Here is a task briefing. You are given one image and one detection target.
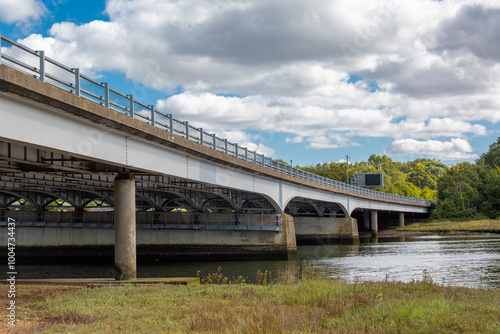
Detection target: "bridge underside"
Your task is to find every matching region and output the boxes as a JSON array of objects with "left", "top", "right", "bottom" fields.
[
  {"left": 0, "top": 140, "right": 273, "bottom": 213},
  {"left": 0, "top": 140, "right": 350, "bottom": 218}
]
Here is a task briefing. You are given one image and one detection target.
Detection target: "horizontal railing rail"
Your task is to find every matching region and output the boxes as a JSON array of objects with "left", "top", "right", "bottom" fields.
[
  {"left": 0, "top": 211, "right": 281, "bottom": 232},
  {"left": 0, "top": 32, "right": 432, "bottom": 206}
]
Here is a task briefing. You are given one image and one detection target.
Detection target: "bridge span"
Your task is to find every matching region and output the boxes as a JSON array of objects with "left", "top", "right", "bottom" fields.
[{"left": 0, "top": 34, "right": 430, "bottom": 279}]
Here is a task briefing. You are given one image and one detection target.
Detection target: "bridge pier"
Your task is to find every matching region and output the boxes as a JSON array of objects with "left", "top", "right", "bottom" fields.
[
  {"left": 363, "top": 211, "right": 370, "bottom": 229},
  {"left": 281, "top": 213, "right": 298, "bottom": 259},
  {"left": 399, "top": 212, "right": 405, "bottom": 227},
  {"left": 294, "top": 216, "right": 359, "bottom": 244},
  {"left": 370, "top": 211, "right": 378, "bottom": 237},
  {"left": 114, "top": 174, "right": 136, "bottom": 280}
]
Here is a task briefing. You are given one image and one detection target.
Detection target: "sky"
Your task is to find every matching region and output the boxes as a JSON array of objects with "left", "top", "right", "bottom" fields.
[{"left": 0, "top": 0, "right": 499, "bottom": 166}]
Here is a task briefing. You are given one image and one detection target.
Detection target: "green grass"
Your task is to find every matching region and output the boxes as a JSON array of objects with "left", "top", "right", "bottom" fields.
[
  {"left": 397, "top": 219, "right": 500, "bottom": 233},
  {"left": 6, "top": 270, "right": 500, "bottom": 333}
]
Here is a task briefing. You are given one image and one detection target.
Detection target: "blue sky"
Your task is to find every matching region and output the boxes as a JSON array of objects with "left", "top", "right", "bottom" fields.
[{"left": 1, "top": 0, "right": 499, "bottom": 166}]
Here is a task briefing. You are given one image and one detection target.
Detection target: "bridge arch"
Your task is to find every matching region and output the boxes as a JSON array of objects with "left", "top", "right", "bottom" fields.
[{"left": 283, "top": 196, "right": 348, "bottom": 217}]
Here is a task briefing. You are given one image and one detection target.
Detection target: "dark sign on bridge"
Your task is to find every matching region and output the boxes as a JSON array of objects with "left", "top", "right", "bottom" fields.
[{"left": 354, "top": 173, "right": 384, "bottom": 187}]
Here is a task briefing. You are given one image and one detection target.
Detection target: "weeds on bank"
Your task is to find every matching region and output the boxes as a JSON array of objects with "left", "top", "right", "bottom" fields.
[
  {"left": 198, "top": 267, "right": 248, "bottom": 285},
  {"left": 197, "top": 266, "right": 275, "bottom": 285},
  {"left": 397, "top": 219, "right": 500, "bottom": 233},
  {"left": 198, "top": 262, "right": 327, "bottom": 285}
]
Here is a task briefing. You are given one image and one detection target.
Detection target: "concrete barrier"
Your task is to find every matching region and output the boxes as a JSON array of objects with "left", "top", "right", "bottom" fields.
[
  {"left": 0, "top": 213, "right": 297, "bottom": 263},
  {"left": 293, "top": 216, "right": 359, "bottom": 244}
]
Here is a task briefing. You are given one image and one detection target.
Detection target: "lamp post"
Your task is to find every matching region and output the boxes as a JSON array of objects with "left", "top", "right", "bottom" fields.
[{"left": 346, "top": 155, "right": 350, "bottom": 184}]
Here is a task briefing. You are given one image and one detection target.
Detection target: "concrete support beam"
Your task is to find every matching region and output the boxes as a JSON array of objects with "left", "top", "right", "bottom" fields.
[
  {"left": 399, "top": 212, "right": 405, "bottom": 227},
  {"left": 370, "top": 211, "right": 378, "bottom": 237},
  {"left": 294, "top": 216, "right": 359, "bottom": 244},
  {"left": 281, "top": 213, "right": 298, "bottom": 259},
  {"left": 363, "top": 211, "right": 370, "bottom": 229},
  {"left": 114, "top": 174, "right": 136, "bottom": 280}
]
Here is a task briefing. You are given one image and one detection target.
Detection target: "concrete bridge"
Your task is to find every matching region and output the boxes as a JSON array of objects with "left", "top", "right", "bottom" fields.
[{"left": 0, "top": 34, "right": 430, "bottom": 279}]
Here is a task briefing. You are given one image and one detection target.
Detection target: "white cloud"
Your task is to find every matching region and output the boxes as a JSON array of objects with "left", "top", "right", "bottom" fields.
[
  {"left": 11, "top": 0, "right": 500, "bottom": 160},
  {"left": 0, "top": 0, "right": 46, "bottom": 24},
  {"left": 386, "top": 138, "right": 479, "bottom": 160},
  {"left": 218, "top": 131, "right": 275, "bottom": 156},
  {"left": 285, "top": 136, "right": 303, "bottom": 144}
]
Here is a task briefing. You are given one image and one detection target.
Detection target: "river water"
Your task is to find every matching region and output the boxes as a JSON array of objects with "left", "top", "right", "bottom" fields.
[{"left": 13, "top": 235, "right": 500, "bottom": 288}]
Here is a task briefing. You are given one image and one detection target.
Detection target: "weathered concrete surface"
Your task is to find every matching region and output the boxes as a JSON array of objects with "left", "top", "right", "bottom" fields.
[
  {"left": 281, "top": 214, "right": 298, "bottom": 259},
  {"left": 2, "top": 226, "right": 285, "bottom": 247},
  {"left": 363, "top": 211, "right": 370, "bottom": 229},
  {"left": 293, "top": 216, "right": 359, "bottom": 244},
  {"left": 114, "top": 175, "right": 136, "bottom": 280},
  {"left": 0, "top": 213, "right": 297, "bottom": 263},
  {"left": 399, "top": 212, "right": 405, "bottom": 227},
  {"left": 371, "top": 211, "right": 378, "bottom": 237}
]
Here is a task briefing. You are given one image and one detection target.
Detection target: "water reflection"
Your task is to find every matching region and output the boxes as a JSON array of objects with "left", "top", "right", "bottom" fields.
[
  {"left": 9, "top": 235, "right": 500, "bottom": 288},
  {"left": 303, "top": 235, "right": 500, "bottom": 288}
]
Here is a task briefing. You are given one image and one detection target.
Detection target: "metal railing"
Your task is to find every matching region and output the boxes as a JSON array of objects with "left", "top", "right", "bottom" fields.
[
  {"left": 0, "top": 32, "right": 431, "bottom": 206},
  {"left": 0, "top": 211, "right": 282, "bottom": 232}
]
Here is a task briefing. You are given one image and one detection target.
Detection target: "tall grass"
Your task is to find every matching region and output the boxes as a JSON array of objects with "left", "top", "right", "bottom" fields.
[
  {"left": 3, "top": 264, "right": 499, "bottom": 333},
  {"left": 397, "top": 219, "right": 500, "bottom": 233}
]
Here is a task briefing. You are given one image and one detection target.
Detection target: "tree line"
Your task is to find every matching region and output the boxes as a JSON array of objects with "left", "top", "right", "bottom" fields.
[{"left": 296, "top": 137, "right": 500, "bottom": 220}]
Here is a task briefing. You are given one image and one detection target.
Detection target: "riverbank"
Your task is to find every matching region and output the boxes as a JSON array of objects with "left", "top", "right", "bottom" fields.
[
  {"left": 396, "top": 219, "right": 500, "bottom": 234},
  {"left": 1, "top": 274, "right": 499, "bottom": 333}
]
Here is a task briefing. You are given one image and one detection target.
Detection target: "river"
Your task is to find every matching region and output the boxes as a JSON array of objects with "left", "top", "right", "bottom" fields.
[{"left": 12, "top": 235, "right": 500, "bottom": 288}]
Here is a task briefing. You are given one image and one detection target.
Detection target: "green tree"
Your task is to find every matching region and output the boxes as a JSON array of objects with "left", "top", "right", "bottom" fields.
[
  {"left": 420, "top": 187, "right": 437, "bottom": 201},
  {"left": 408, "top": 163, "right": 437, "bottom": 189},
  {"left": 477, "top": 137, "right": 500, "bottom": 168},
  {"left": 425, "top": 160, "right": 448, "bottom": 179},
  {"left": 432, "top": 162, "right": 482, "bottom": 219},
  {"left": 482, "top": 167, "right": 500, "bottom": 219},
  {"left": 391, "top": 181, "right": 421, "bottom": 198},
  {"left": 368, "top": 154, "right": 392, "bottom": 167}
]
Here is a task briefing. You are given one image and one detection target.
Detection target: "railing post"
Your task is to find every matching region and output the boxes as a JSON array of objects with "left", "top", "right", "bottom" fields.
[
  {"left": 168, "top": 114, "right": 173, "bottom": 133},
  {"left": 38, "top": 50, "right": 45, "bottom": 82},
  {"left": 128, "top": 95, "right": 134, "bottom": 118},
  {"left": 185, "top": 121, "right": 189, "bottom": 139},
  {"left": 74, "top": 68, "right": 80, "bottom": 97},
  {"left": 235, "top": 143, "right": 239, "bottom": 158},
  {"left": 149, "top": 105, "right": 155, "bottom": 126},
  {"left": 104, "top": 83, "right": 110, "bottom": 108},
  {"left": 212, "top": 134, "right": 216, "bottom": 150},
  {"left": 245, "top": 147, "right": 248, "bottom": 161},
  {"left": 254, "top": 151, "right": 257, "bottom": 164},
  {"left": 224, "top": 139, "right": 228, "bottom": 154},
  {"left": 200, "top": 128, "right": 204, "bottom": 145}
]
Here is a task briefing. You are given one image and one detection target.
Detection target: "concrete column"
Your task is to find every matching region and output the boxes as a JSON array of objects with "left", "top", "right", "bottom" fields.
[
  {"left": 114, "top": 174, "right": 136, "bottom": 280},
  {"left": 281, "top": 213, "right": 298, "bottom": 260},
  {"left": 293, "top": 216, "right": 359, "bottom": 245},
  {"left": 399, "top": 212, "right": 405, "bottom": 227},
  {"left": 363, "top": 211, "right": 370, "bottom": 229},
  {"left": 370, "top": 211, "right": 378, "bottom": 237}
]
